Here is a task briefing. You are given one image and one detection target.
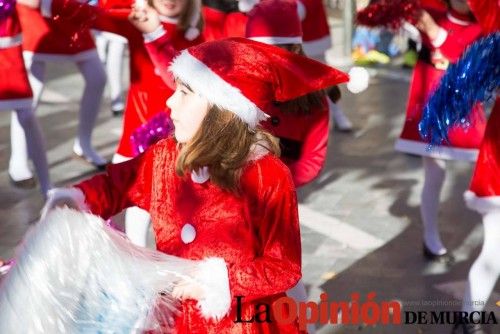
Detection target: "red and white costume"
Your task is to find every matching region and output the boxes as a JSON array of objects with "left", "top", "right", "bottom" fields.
[
  {"left": 395, "top": 8, "right": 486, "bottom": 161},
  {"left": 201, "top": 0, "right": 239, "bottom": 41},
  {"left": 16, "top": 3, "right": 96, "bottom": 62},
  {"left": 75, "top": 138, "right": 303, "bottom": 333},
  {"left": 0, "top": 9, "right": 32, "bottom": 111},
  {"left": 40, "top": 0, "right": 204, "bottom": 158},
  {"left": 298, "top": 0, "right": 331, "bottom": 58},
  {"left": 465, "top": 99, "right": 500, "bottom": 213}
]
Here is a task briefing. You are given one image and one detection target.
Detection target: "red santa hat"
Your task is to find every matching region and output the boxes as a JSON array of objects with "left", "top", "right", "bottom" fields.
[
  {"left": 169, "top": 37, "right": 349, "bottom": 128},
  {"left": 245, "top": 0, "right": 303, "bottom": 45}
]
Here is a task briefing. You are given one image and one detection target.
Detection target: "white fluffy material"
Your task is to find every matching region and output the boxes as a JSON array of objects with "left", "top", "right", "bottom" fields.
[
  {"left": 464, "top": 190, "right": 500, "bottom": 215},
  {"left": 0, "top": 208, "right": 198, "bottom": 333},
  {"left": 169, "top": 50, "right": 269, "bottom": 128},
  {"left": 347, "top": 66, "right": 370, "bottom": 94},
  {"left": 238, "top": 0, "right": 259, "bottom": 12},
  {"left": 250, "top": 36, "right": 303, "bottom": 45},
  {"left": 195, "top": 257, "right": 231, "bottom": 321}
]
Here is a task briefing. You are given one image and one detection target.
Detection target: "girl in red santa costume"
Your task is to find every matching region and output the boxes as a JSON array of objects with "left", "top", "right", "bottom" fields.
[
  {"left": 14, "top": 0, "right": 108, "bottom": 173},
  {"left": 0, "top": 4, "right": 51, "bottom": 196},
  {"left": 19, "top": 0, "right": 205, "bottom": 247},
  {"left": 42, "top": 37, "right": 348, "bottom": 333},
  {"left": 394, "top": 0, "right": 487, "bottom": 262}
]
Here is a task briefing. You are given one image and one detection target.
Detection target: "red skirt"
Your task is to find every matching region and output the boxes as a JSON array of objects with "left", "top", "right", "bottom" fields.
[
  {"left": 0, "top": 45, "right": 32, "bottom": 110},
  {"left": 395, "top": 61, "right": 487, "bottom": 161}
]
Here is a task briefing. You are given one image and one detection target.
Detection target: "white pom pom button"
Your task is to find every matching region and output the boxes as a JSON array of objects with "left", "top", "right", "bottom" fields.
[{"left": 181, "top": 223, "right": 196, "bottom": 244}]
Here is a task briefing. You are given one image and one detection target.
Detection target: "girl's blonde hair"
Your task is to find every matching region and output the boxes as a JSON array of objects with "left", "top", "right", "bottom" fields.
[
  {"left": 148, "top": 0, "right": 205, "bottom": 32},
  {"left": 175, "top": 105, "right": 280, "bottom": 193}
]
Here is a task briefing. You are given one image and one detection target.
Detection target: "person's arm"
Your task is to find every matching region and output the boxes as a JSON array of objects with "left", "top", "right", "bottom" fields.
[{"left": 288, "top": 106, "right": 330, "bottom": 187}]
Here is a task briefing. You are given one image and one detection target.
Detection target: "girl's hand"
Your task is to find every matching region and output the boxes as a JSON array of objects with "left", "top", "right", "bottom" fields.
[
  {"left": 16, "top": 0, "right": 40, "bottom": 8},
  {"left": 172, "top": 278, "right": 205, "bottom": 301},
  {"left": 415, "top": 10, "right": 440, "bottom": 41},
  {"left": 128, "top": 5, "right": 161, "bottom": 34}
]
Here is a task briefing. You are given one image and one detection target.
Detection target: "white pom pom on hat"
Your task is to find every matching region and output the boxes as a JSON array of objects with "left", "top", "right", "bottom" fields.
[
  {"left": 238, "top": 0, "right": 260, "bottom": 12},
  {"left": 347, "top": 66, "right": 370, "bottom": 94}
]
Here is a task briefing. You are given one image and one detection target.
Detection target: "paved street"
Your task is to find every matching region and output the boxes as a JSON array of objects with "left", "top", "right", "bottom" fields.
[{"left": 0, "top": 41, "right": 499, "bottom": 334}]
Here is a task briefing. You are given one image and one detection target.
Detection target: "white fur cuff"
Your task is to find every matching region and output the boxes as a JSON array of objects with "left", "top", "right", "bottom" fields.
[
  {"left": 464, "top": 190, "right": 500, "bottom": 215},
  {"left": 143, "top": 26, "right": 167, "bottom": 43},
  {"left": 41, "top": 187, "right": 89, "bottom": 220},
  {"left": 195, "top": 257, "right": 231, "bottom": 321}
]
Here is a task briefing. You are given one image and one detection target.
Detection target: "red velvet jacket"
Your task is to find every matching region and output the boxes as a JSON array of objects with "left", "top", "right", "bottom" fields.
[{"left": 75, "top": 138, "right": 302, "bottom": 333}]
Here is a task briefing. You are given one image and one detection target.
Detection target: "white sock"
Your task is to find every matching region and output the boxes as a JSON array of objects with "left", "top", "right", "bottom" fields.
[
  {"left": 327, "top": 98, "right": 352, "bottom": 130},
  {"left": 13, "top": 108, "right": 52, "bottom": 196},
  {"left": 421, "top": 157, "right": 447, "bottom": 255},
  {"left": 9, "top": 112, "right": 33, "bottom": 181},
  {"left": 9, "top": 58, "right": 46, "bottom": 181},
  {"left": 287, "top": 279, "right": 316, "bottom": 334},
  {"left": 74, "top": 53, "right": 107, "bottom": 165},
  {"left": 106, "top": 39, "right": 125, "bottom": 111},
  {"left": 462, "top": 211, "right": 500, "bottom": 314},
  {"left": 125, "top": 206, "right": 151, "bottom": 247}
]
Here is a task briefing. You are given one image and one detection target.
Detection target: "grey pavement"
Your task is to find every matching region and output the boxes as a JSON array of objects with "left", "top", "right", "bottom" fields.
[{"left": 1, "top": 27, "right": 499, "bottom": 334}]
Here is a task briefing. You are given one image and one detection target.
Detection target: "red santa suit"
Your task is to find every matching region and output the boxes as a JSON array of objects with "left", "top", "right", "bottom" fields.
[
  {"left": 465, "top": 99, "right": 500, "bottom": 211},
  {"left": 262, "top": 102, "right": 330, "bottom": 187},
  {"left": 202, "top": 0, "right": 239, "bottom": 41},
  {"left": 395, "top": 8, "right": 487, "bottom": 161},
  {"left": 74, "top": 138, "right": 303, "bottom": 333},
  {"left": 16, "top": 3, "right": 96, "bottom": 62},
  {"left": 0, "top": 9, "right": 33, "bottom": 111},
  {"left": 298, "top": 0, "right": 331, "bottom": 58},
  {"left": 42, "top": 0, "right": 204, "bottom": 158}
]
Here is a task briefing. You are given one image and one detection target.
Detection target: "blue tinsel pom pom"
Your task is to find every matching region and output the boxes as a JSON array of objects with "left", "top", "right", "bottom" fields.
[{"left": 419, "top": 32, "right": 500, "bottom": 146}]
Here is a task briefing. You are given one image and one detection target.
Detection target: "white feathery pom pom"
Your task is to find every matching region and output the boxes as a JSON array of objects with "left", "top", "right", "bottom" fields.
[{"left": 347, "top": 66, "right": 370, "bottom": 94}]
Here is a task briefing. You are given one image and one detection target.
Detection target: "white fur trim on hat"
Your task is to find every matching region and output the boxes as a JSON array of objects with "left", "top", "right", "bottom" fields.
[
  {"left": 169, "top": 50, "right": 269, "bottom": 128},
  {"left": 195, "top": 257, "right": 231, "bottom": 321},
  {"left": 250, "top": 36, "right": 303, "bottom": 45},
  {"left": 464, "top": 190, "right": 500, "bottom": 215},
  {"left": 238, "top": 0, "right": 259, "bottom": 12}
]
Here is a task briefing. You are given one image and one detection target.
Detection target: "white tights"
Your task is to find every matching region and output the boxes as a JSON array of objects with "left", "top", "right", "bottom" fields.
[
  {"left": 9, "top": 108, "right": 51, "bottom": 196},
  {"left": 421, "top": 156, "right": 447, "bottom": 255},
  {"left": 10, "top": 52, "right": 107, "bottom": 175},
  {"left": 462, "top": 211, "right": 500, "bottom": 314}
]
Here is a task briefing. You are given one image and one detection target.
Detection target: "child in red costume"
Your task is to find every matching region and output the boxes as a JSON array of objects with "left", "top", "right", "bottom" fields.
[
  {"left": 394, "top": 0, "right": 486, "bottom": 261},
  {"left": 43, "top": 38, "right": 348, "bottom": 333},
  {"left": 0, "top": 7, "right": 51, "bottom": 196},
  {"left": 15, "top": 1, "right": 108, "bottom": 170},
  {"left": 19, "top": 0, "right": 205, "bottom": 247}
]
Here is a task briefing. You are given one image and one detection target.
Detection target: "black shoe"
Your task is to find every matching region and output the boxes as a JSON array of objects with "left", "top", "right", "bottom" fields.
[
  {"left": 452, "top": 323, "right": 487, "bottom": 334},
  {"left": 423, "top": 243, "right": 455, "bottom": 264},
  {"left": 9, "top": 174, "right": 36, "bottom": 189},
  {"left": 111, "top": 108, "right": 124, "bottom": 116},
  {"left": 72, "top": 152, "right": 108, "bottom": 171}
]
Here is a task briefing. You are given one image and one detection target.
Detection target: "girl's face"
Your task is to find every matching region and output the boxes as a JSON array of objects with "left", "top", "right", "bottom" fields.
[
  {"left": 167, "top": 82, "right": 209, "bottom": 143},
  {"left": 151, "top": 0, "right": 187, "bottom": 17},
  {"left": 450, "top": 0, "right": 471, "bottom": 14}
]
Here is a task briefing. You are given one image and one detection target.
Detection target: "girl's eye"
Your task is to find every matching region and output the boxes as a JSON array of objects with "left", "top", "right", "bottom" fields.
[{"left": 180, "top": 90, "right": 188, "bottom": 95}]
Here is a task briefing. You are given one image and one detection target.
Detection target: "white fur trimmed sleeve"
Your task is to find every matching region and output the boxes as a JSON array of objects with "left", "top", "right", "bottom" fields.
[{"left": 195, "top": 257, "right": 231, "bottom": 321}]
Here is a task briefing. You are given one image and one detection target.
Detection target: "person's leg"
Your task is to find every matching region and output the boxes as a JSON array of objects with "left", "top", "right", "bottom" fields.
[
  {"left": 327, "top": 85, "right": 353, "bottom": 131},
  {"left": 421, "top": 156, "right": 447, "bottom": 255},
  {"left": 106, "top": 39, "right": 126, "bottom": 114},
  {"left": 287, "top": 280, "right": 316, "bottom": 334},
  {"left": 73, "top": 53, "right": 108, "bottom": 167},
  {"left": 9, "top": 59, "right": 46, "bottom": 183},
  {"left": 14, "top": 107, "right": 52, "bottom": 196}
]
